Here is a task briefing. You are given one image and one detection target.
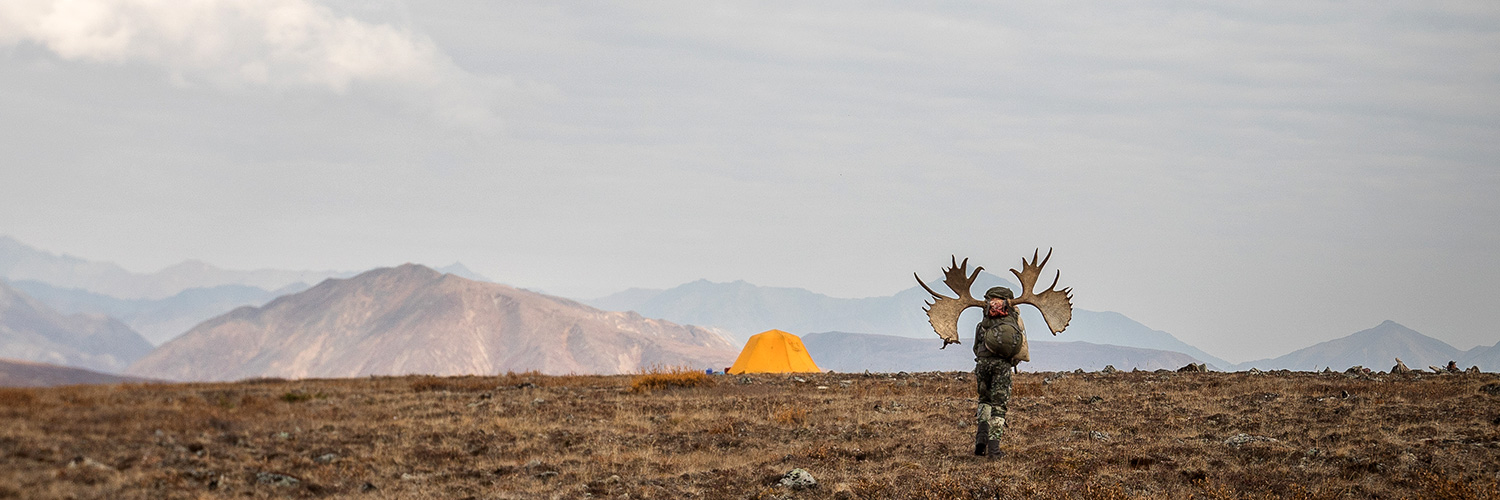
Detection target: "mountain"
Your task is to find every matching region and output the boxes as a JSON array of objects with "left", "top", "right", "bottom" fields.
[
  {"left": 0, "top": 358, "right": 155, "bottom": 387},
  {"left": 1063, "top": 310, "right": 1231, "bottom": 369},
  {"left": 801, "top": 331, "right": 1205, "bottom": 373},
  {"left": 0, "top": 235, "right": 351, "bottom": 300},
  {"left": 8, "top": 280, "right": 308, "bottom": 345},
  {"left": 127, "top": 264, "right": 738, "bottom": 381},
  {"left": 587, "top": 287, "right": 668, "bottom": 313},
  {"left": 1234, "top": 320, "right": 1464, "bottom": 371},
  {"left": 434, "top": 262, "right": 492, "bottom": 283},
  {"left": 1459, "top": 340, "right": 1500, "bottom": 371},
  {"left": 0, "top": 281, "right": 154, "bottom": 373},
  {"left": 584, "top": 272, "right": 1230, "bottom": 367},
  {"left": 586, "top": 279, "right": 930, "bottom": 342}
]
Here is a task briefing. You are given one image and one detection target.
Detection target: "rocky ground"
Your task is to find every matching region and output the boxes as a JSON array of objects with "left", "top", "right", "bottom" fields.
[{"left": 1, "top": 369, "right": 1498, "bottom": 499}]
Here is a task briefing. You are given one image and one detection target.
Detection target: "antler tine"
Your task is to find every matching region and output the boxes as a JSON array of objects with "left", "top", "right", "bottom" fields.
[
  {"left": 915, "top": 255, "right": 988, "bottom": 348},
  {"left": 914, "top": 272, "right": 951, "bottom": 300},
  {"left": 1009, "top": 248, "right": 1074, "bottom": 335}
]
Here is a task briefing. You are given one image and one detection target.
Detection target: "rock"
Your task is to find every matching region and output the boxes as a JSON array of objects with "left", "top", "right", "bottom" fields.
[
  {"left": 1468, "top": 366, "right": 1481, "bottom": 374},
  {"left": 255, "top": 472, "right": 300, "bottom": 487},
  {"left": 1101, "top": 365, "right": 1119, "bottom": 374},
  {"left": 1090, "top": 431, "right": 1111, "bottom": 441},
  {"left": 779, "top": 468, "right": 817, "bottom": 489},
  {"left": 1178, "top": 363, "right": 1206, "bottom": 373},
  {"left": 67, "top": 456, "right": 113, "bottom": 471},
  {"left": 360, "top": 482, "right": 378, "bottom": 492},
  {"left": 792, "top": 377, "right": 807, "bottom": 383},
  {"left": 1224, "top": 434, "right": 1277, "bottom": 447},
  {"left": 313, "top": 453, "right": 337, "bottom": 464},
  {"left": 1392, "top": 358, "right": 1412, "bottom": 374},
  {"left": 1345, "top": 366, "right": 1364, "bottom": 374}
]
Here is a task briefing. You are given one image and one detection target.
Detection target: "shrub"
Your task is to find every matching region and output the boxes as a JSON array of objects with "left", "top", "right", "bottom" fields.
[
  {"left": 629, "top": 365, "right": 713, "bottom": 393},
  {"left": 773, "top": 407, "right": 807, "bottom": 425},
  {"left": 280, "top": 391, "right": 314, "bottom": 403}
]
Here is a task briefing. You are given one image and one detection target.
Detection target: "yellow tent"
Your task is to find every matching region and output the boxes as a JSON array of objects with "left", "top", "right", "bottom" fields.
[{"left": 727, "top": 329, "right": 822, "bottom": 374}]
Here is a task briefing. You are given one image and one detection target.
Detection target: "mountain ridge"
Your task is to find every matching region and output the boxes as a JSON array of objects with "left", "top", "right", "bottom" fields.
[
  {"left": 128, "top": 264, "right": 737, "bottom": 381},
  {"left": 0, "top": 235, "right": 354, "bottom": 300},
  {"left": 0, "top": 280, "right": 153, "bottom": 373},
  {"left": 0, "top": 357, "right": 157, "bottom": 387},
  {"left": 585, "top": 273, "right": 1234, "bottom": 368},
  {"left": 7, "top": 279, "right": 307, "bottom": 346},
  {"left": 1232, "top": 320, "right": 1482, "bottom": 371}
]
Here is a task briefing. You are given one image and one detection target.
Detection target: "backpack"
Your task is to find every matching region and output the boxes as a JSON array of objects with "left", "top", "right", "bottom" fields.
[{"left": 977, "top": 316, "right": 1029, "bottom": 362}]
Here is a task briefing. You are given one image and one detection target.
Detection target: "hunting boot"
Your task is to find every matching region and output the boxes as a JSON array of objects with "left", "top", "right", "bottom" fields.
[
  {"left": 974, "top": 421, "right": 989, "bottom": 456},
  {"left": 986, "top": 439, "right": 1005, "bottom": 460}
]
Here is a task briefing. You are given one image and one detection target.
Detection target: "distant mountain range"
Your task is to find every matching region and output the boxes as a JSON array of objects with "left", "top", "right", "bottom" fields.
[
  {"left": 1, "top": 235, "right": 491, "bottom": 344},
  {"left": 1233, "top": 320, "right": 1498, "bottom": 372},
  {"left": 2, "top": 236, "right": 1493, "bottom": 379},
  {"left": 0, "top": 358, "right": 155, "bottom": 387},
  {"left": 802, "top": 332, "right": 1203, "bottom": 373},
  {"left": 0, "top": 280, "right": 153, "bottom": 373},
  {"left": 1461, "top": 341, "right": 1500, "bottom": 370},
  {"left": 584, "top": 272, "right": 1233, "bottom": 368},
  {"left": 0, "top": 236, "right": 354, "bottom": 300},
  {"left": 587, "top": 276, "right": 1500, "bottom": 372},
  {"left": 128, "top": 264, "right": 737, "bottom": 381},
  {"left": 7, "top": 280, "right": 307, "bottom": 346}
]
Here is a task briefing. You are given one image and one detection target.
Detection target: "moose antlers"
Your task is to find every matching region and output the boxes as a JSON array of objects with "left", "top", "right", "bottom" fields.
[
  {"left": 915, "top": 249, "right": 1074, "bottom": 349},
  {"left": 1009, "top": 249, "right": 1074, "bottom": 336},
  {"left": 914, "top": 256, "right": 987, "bottom": 348}
]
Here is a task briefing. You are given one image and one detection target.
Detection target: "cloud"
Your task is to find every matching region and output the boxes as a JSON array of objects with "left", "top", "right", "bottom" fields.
[{"left": 0, "top": 0, "right": 498, "bottom": 124}]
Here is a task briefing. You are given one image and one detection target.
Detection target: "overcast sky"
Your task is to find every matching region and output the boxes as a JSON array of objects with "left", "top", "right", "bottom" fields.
[{"left": 2, "top": 0, "right": 1497, "bottom": 362}]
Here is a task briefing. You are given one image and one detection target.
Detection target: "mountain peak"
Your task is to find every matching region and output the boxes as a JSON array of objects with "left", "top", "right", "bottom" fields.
[
  {"left": 1238, "top": 320, "right": 1460, "bottom": 371},
  {"left": 435, "top": 262, "right": 490, "bottom": 282},
  {"left": 128, "top": 265, "right": 736, "bottom": 380}
]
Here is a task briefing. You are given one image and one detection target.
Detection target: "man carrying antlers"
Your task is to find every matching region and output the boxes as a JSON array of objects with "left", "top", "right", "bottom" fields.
[
  {"left": 973, "top": 286, "right": 1025, "bottom": 458},
  {"left": 916, "top": 250, "right": 1073, "bottom": 460}
]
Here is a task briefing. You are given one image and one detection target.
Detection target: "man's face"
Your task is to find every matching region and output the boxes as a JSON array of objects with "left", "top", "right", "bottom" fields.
[{"left": 986, "top": 298, "right": 1008, "bottom": 317}]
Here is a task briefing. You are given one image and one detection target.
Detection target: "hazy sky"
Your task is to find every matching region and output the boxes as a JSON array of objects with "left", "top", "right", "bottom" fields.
[{"left": 2, "top": 0, "right": 1497, "bottom": 362}]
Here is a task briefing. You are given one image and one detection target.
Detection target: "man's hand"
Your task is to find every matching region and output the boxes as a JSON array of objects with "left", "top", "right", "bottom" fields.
[{"left": 986, "top": 298, "right": 1009, "bottom": 317}]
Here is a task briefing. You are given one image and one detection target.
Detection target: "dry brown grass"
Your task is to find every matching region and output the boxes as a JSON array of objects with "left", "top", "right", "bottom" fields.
[
  {"left": 629, "top": 365, "right": 714, "bottom": 393},
  {"left": 0, "top": 370, "right": 1497, "bottom": 499}
]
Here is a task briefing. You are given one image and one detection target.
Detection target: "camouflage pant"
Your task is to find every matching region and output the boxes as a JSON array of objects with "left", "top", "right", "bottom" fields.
[{"left": 975, "top": 357, "right": 1014, "bottom": 441}]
